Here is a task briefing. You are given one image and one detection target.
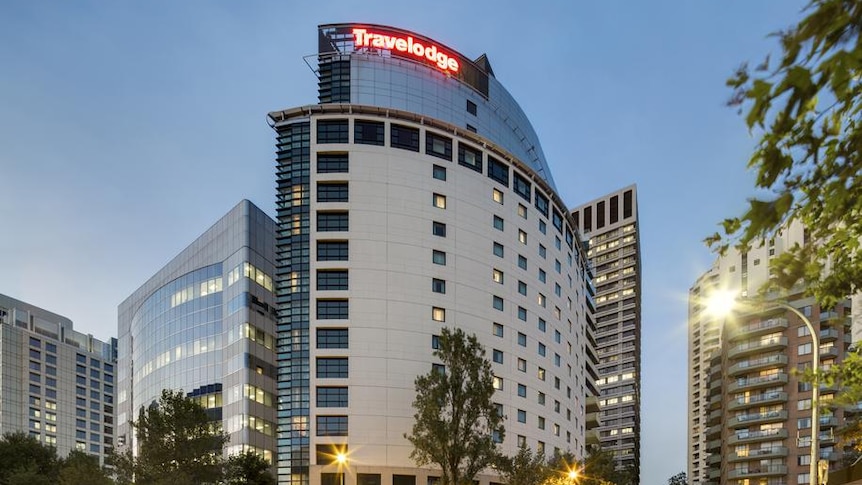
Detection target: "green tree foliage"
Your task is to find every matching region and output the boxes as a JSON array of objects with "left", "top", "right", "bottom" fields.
[
  {"left": 707, "top": 0, "right": 862, "bottom": 308},
  {"left": 667, "top": 471, "right": 687, "bottom": 485},
  {"left": 499, "top": 444, "right": 551, "bottom": 485},
  {"left": 405, "top": 327, "right": 504, "bottom": 485},
  {"left": 801, "top": 348, "right": 862, "bottom": 450},
  {"left": 112, "top": 389, "right": 228, "bottom": 485},
  {"left": 59, "top": 450, "right": 113, "bottom": 485},
  {"left": 224, "top": 451, "right": 276, "bottom": 485},
  {"left": 0, "top": 431, "right": 59, "bottom": 485}
]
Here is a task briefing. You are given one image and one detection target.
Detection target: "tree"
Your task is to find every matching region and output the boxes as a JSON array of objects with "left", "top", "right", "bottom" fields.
[
  {"left": 59, "top": 450, "right": 113, "bottom": 485},
  {"left": 707, "top": 0, "right": 862, "bottom": 308},
  {"left": 667, "top": 471, "right": 687, "bottom": 485},
  {"left": 405, "top": 327, "right": 504, "bottom": 485},
  {"left": 112, "top": 389, "right": 228, "bottom": 485},
  {"left": 801, "top": 348, "right": 862, "bottom": 449},
  {"left": 0, "top": 431, "right": 59, "bottom": 485},
  {"left": 224, "top": 451, "right": 276, "bottom": 485},
  {"left": 499, "top": 444, "right": 550, "bottom": 485}
]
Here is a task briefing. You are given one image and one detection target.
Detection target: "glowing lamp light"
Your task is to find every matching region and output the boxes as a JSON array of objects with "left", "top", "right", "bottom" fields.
[
  {"left": 335, "top": 452, "right": 348, "bottom": 465},
  {"left": 705, "top": 289, "right": 739, "bottom": 317}
]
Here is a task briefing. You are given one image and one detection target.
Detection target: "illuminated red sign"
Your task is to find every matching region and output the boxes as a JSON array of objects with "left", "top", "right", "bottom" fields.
[{"left": 352, "top": 28, "right": 460, "bottom": 73}]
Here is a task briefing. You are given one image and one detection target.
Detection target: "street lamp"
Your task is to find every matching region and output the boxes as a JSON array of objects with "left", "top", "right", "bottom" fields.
[{"left": 708, "top": 291, "right": 823, "bottom": 485}]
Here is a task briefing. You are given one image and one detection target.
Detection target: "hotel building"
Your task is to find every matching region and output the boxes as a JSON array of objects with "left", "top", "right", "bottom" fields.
[
  {"left": 688, "top": 221, "right": 853, "bottom": 485},
  {"left": 116, "top": 200, "right": 278, "bottom": 461},
  {"left": 0, "top": 294, "right": 117, "bottom": 465},
  {"left": 571, "top": 186, "right": 641, "bottom": 481},
  {"left": 269, "top": 23, "right": 593, "bottom": 485}
]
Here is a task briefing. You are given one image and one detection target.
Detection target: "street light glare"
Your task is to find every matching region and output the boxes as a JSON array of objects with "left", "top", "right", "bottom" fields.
[
  {"left": 336, "top": 452, "right": 348, "bottom": 465},
  {"left": 705, "top": 289, "right": 738, "bottom": 317},
  {"left": 568, "top": 470, "right": 578, "bottom": 480}
]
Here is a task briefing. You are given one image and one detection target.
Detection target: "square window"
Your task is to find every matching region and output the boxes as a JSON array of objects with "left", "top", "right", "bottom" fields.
[
  {"left": 538, "top": 318, "right": 546, "bottom": 332},
  {"left": 426, "top": 133, "right": 453, "bottom": 160},
  {"left": 466, "top": 99, "right": 477, "bottom": 115},
  {"left": 517, "top": 358, "right": 527, "bottom": 372},
  {"left": 493, "top": 216, "right": 504, "bottom": 231},
  {"left": 492, "top": 349, "right": 503, "bottom": 364},
  {"left": 317, "top": 182, "right": 349, "bottom": 202},
  {"left": 538, "top": 392, "right": 545, "bottom": 405},
  {"left": 458, "top": 143, "right": 483, "bottom": 173},
  {"left": 493, "top": 269, "right": 504, "bottom": 284},
  {"left": 538, "top": 343, "right": 546, "bottom": 357},
  {"left": 392, "top": 124, "right": 420, "bottom": 151},
  {"left": 518, "top": 204, "right": 527, "bottom": 219},
  {"left": 493, "top": 242, "right": 504, "bottom": 258},
  {"left": 518, "top": 306, "right": 527, "bottom": 321},
  {"left": 318, "top": 153, "right": 349, "bottom": 173},
  {"left": 493, "top": 296, "right": 504, "bottom": 311},
  {"left": 517, "top": 410, "right": 526, "bottom": 423},
  {"left": 538, "top": 416, "right": 545, "bottom": 430},
  {"left": 518, "top": 255, "right": 527, "bottom": 270},
  {"left": 538, "top": 367, "right": 546, "bottom": 381},
  {"left": 432, "top": 307, "right": 446, "bottom": 322},
  {"left": 432, "top": 335, "right": 441, "bottom": 349},
  {"left": 493, "top": 189, "right": 504, "bottom": 204},
  {"left": 519, "top": 230, "right": 527, "bottom": 245},
  {"left": 539, "top": 220, "right": 547, "bottom": 234},
  {"left": 493, "top": 376, "right": 503, "bottom": 390},
  {"left": 432, "top": 279, "right": 446, "bottom": 294},
  {"left": 518, "top": 333, "right": 527, "bottom": 347},
  {"left": 433, "top": 164, "right": 447, "bottom": 181},
  {"left": 433, "top": 193, "right": 447, "bottom": 209},
  {"left": 518, "top": 281, "right": 527, "bottom": 296},
  {"left": 433, "top": 250, "right": 447, "bottom": 265},
  {"left": 354, "top": 119, "right": 384, "bottom": 146},
  {"left": 538, "top": 269, "right": 546, "bottom": 283},
  {"left": 517, "top": 384, "right": 527, "bottom": 397},
  {"left": 493, "top": 323, "right": 504, "bottom": 337},
  {"left": 432, "top": 221, "right": 447, "bottom": 237},
  {"left": 538, "top": 293, "right": 546, "bottom": 308}
]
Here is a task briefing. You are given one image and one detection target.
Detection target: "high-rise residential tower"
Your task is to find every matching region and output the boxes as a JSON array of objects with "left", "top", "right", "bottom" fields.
[
  {"left": 270, "top": 23, "right": 593, "bottom": 485},
  {"left": 117, "top": 200, "right": 278, "bottom": 461},
  {"left": 571, "top": 185, "right": 641, "bottom": 481},
  {"left": 688, "top": 221, "right": 853, "bottom": 485},
  {"left": 0, "top": 294, "right": 117, "bottom": 465}
]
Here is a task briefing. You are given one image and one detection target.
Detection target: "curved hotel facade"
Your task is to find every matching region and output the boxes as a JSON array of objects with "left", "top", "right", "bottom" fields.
[{"left": 271, "top": 24, "right": 593, "bottom": 485}]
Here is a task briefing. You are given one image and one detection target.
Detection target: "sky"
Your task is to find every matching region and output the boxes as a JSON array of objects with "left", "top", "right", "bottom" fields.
[{"left": 0, "top": 1, "right": 808, "bottom": 483}]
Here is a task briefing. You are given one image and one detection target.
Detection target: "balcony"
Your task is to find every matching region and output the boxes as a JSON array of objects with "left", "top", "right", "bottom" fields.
[
  {"left": 819, "top": 416, "right": 839, "bottom": 428},
  {"left": 709, "top": 393, "right": 722, "bottom": 409},
  {"left": 728, "top": 337, "right": 788, "bottom": 359},
  {"left": 728, "top": 428, "right": 788, "bottom": 445},
  {"left": 706, "top": 439, "right": 722, "bottom": 451},
  {"left": 729, "top": 317, "right": 789, "bottom": 341},
  {"left": 707, "top": 409, "right": 721, "bottom": 425},
  {"left": 820, "top": 327, "right": 839, "bottom": 342},
  {"left": 820, "top": 346, "right": 840, "bottom": 359},
  {"left": 727, "top": 373, "right": 788, "bottom": 393},
  {"left": 727, "top": 410, "right": 787, "bottom": 428},
  {"left": 727, "top": 465, "right": 788, "bottom": 479},
  {"left": 706, "top": 424, "right": 722, "bottom": 439},
  {"left": 707, "top": 454, "right": 721, "bottom": 465},
  {"left": 708, "top": 469, "right": 721, "bottom": 480},
  {"left": 728, "top": 392, "right": 787, "bottom": 411},
  {"left": 727, "top": 446, "right": 788, "bottom": 462},
  {"left": 728, "top": 354, "right": 788, "bottom": 377}
]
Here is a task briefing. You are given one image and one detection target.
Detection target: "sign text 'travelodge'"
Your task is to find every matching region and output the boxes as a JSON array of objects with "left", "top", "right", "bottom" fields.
[{"left": 352, "top": 28, "right": 460, "bottom": 73}]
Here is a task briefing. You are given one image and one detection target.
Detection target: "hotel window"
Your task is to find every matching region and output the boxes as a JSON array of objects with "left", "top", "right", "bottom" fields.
[
  {"left": 487, "top": 157, "right": 509, "bottom": 186},
  {"left": 493, "top": 242, "right": 504, "bottom": 258},
  {"left": 316, "top": 328, "right": 348, "bottom": 349},
  {"left": 317, "top": 153, "right": 349, "bottom": 173},
  {"left": 316, "top": 358, "right": 348, "bottom": 378},
  {"left": 493, "top": 296, "right": 504, "bottom": 311},
  {"left": 432, "top": 307, "right": 446, "bottom": 322},
  {"left": 513, "top": 173, "right": 531, "bottom": 202},
  {"left": 317, "top": 416, "right": 349, "bottom": 436},
  {"left": 391, "top": 123, "right": 420, "bottom": 151},
  {"left": 517, "top": 384, "right": 527, "bottom": 397},
  {"left": 317, "top": 300, "right": 348, "bottom": 319},
  {"left": 317, "top": 183, "right": 349, "bottom": 202},
  {"left": 518, "top": 255, "right": 527, "bottom": 270},
  {"left": 517, "top": 410, "right": 526, "bottom": 423},
  {"left": 433, "top": 250, "right": 447, "bottom": 265},
  {"left": 493, "top": 323, "right": 504, "bottom": 337},
  {"left": 518, "top": 332, "right": 527, "bottom": 347},
  {"left": 519, "top": 230, "right": 527, "bottom": 245},
  {"left": 317, "top": 270, "right": 348, "bottom": 290},
  {"left": 458, "top": 143, "right": 483, "bottom": 173},
  {"left": 534, "top": 192, "right": 549, "bottom": 218},
  {"left": 518, "top": 281, "right": 527, "bottom": 296},
  {"left": 492, "top": 376, "right": 503, "bottom": 390},
  {"left": 538, "top": 343, "right": 546, "bottom": 357},
  {"left": 354, "top": 120, "right": 384, "bottom": 146},
  {"left": 433, "top": 164, "right": 447, "bottom": 181},
  {"left": 537, "top": 294, "right": 546, "bottom": 308},
  {"left": 492, "top": 349, "right": 503, "bottom": 364},
  {"left": 318, "top": 240, "right": 348, "bottom": 261},
  {"left": 539, "top": 220, "right": 547, "bottom": 234},
  {"left": 465, "top": 124, "right": 477, "bottom": 133},
  {"left": 317, "top": 119, "right": 349, "bottom": 144},
  {"left": 318, "top": 211, "right": 349, "bottom": 231},
  {"left": 538, "top": 269, "right": 546, "bottom": 283},
  {"left": 538, "top": 416, "right": 545, "bottom": 430},
  {"left": 432, "top": 221, "right": 447, "bottom": 237},
  {"left": 538, "top": 367, "right": 546, "bottom": 381},
  {"left": 466, "top": 99, "right": 477, "bottom": 115},
  {"left": 518, "top": 358, "right": 527, "bottom": 372},
  {"left": 432, "top": 279, "right": 446, "bottom": 294},
  {"left": 493, "top": 269, "right": 504, "bottom": 284},
  {"left": 317, "top": 387, "right": 348, "bottom": 407},
  {"left": 431, "top": 335, "right": 441, "bottom": 349},
  {"left": 492, "top": 188, "right": 504, "bottom": 204},
  {"left": 433, "top": 193, "right": 447, "bottom": 209},
  {"left": 799, "top": 343, "right": 812, "bottom": 355},
  {"left": 518, "top": 204, "right": 527, "bottom": 219},
  {"left": 493, "top": 216, "right": 504, "bottom": 231},
  {"left": 538, "top": 318, "right": 546, "bottom": 332},
  {"left": 426, "top": 133, "right": 453, "bottom": 160}
]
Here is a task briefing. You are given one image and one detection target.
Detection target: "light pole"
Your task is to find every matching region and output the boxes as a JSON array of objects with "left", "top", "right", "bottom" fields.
[
  {"left": 708, "top": 292, "right": 822, "bottom": 485},
  {"left": 336, "top": 451, "right": 348, "bottom": 485}
]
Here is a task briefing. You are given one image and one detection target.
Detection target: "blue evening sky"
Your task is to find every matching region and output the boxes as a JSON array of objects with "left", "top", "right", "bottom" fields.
[{"left": 0, "top": 1, "right": 807, "bottom": 482}]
